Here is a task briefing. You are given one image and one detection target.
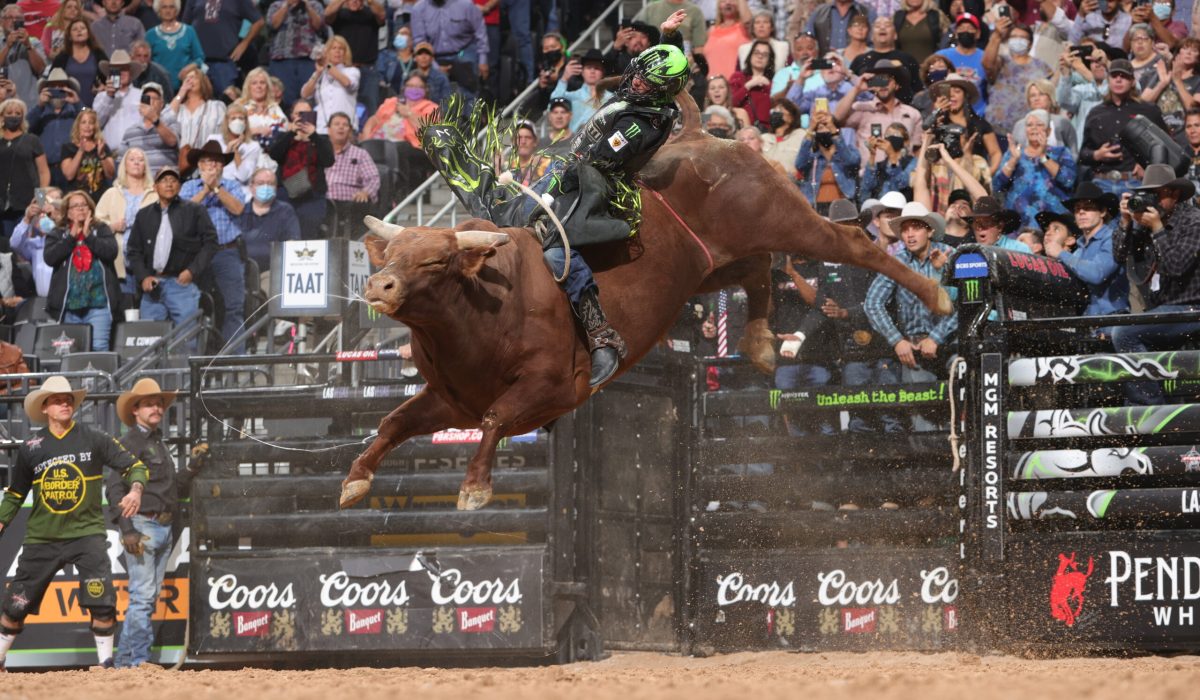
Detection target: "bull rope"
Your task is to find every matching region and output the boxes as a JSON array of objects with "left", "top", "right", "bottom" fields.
[
  {"left": 496, "top": 171, "right": 572, "bottom": 283},
  {"left": 639, "top": 184, "right": 715, "bottom": 277}
]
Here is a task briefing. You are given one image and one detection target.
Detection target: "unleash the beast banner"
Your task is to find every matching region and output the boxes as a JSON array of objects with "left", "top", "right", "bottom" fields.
[
  {"left": 695, "top": 548, "right": 960, "bottom": 652},
  {"left": 191, "top": 545, "right": 546, "bottom": 654},
  {"left": 0, "top": 509, "right": 188, "bottom": 669}
]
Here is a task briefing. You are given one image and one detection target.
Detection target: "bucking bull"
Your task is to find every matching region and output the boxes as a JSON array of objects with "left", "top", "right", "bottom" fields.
[{"left": 341, "top": 91, "right": 951, "bottom": 511}]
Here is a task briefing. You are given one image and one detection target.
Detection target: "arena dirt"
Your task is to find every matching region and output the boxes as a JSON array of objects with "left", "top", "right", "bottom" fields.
[{"left": 5, "top": 651, "right": 1200, "bottom": 699}]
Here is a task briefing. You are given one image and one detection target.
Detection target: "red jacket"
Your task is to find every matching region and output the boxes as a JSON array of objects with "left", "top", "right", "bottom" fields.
[{"left": 729, "top": 70, "right": 772, "bottom": 130}]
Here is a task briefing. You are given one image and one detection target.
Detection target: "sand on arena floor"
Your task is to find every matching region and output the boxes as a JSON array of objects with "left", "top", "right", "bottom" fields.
[{"left": 4, "top": 651, "right": 1200, "bottom": 700}]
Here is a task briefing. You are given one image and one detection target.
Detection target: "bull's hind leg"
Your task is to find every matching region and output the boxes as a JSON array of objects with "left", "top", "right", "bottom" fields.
[
  {"left": 699, "top": 254, "right": 775, "bottom": 374},
  {"left": 340, "top": 387, "right": 464, "bottom": 508}
]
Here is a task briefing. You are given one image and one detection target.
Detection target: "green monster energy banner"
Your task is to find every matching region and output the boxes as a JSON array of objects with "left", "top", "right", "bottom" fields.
[
  {"left": 1008, "top": 487, "right": 1200, "bottom": 527},
  {"left": 1009, "top": 351, "right": 1200, "bottom": 387},
  {"left": 1012, "top": 445, "right": 1200, "bottom": 479},
  {"left": 1008, "top": 404, "right": 1200, "bottom": 439},
  {"left": 771, "top": 383, "right": 947, "bottom": 410}
]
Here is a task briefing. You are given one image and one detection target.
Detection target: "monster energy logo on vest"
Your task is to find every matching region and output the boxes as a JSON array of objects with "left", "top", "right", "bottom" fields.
[{"left": 963, "top": 279, "right": 981, "bottom": 303}]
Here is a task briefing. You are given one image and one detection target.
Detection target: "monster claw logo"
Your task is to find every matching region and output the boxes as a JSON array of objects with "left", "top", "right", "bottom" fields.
[
  {"left": 1050, "top": 552, "right": 1094, "bottom": 627},
  {"left": 963, "top": 279, "right": 981, "bottom": 303},
  {"left": 769, "top": 390, "right": 782, "bottom": 410}
]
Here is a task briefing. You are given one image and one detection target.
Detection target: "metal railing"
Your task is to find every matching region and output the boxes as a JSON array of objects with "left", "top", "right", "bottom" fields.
[{"left": 382, "top": 0, "right": 640, "bottom": 228}]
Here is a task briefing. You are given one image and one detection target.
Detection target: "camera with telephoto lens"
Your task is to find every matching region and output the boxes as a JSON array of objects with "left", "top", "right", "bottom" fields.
[
  {"left": 1128, "top": 192, "right": 1155, "bottom": 213},
  {"left": 933, "top": 123, "right": 965, "bottom": 159}
]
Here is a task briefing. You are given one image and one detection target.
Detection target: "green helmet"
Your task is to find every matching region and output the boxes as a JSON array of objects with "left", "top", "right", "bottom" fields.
[{"left": 620, "top": 44, "right": 689, "bottom": 106}]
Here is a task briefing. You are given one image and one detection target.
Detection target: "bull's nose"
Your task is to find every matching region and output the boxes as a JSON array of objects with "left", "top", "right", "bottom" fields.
[{"left": 365, "top": 274, "right": 398, "bottom": 299}]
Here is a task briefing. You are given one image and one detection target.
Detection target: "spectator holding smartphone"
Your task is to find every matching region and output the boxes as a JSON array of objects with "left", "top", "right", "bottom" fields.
[
  {"left": 268, "top": 100, "right": 335, "bottom": 240},
  {"left": 10, "top": 187, "right": 63, "bottom": 297},
  {"left": 120, "top": 83, "right": 179, "bottom": 172},
  {"left": 0, "top": 99, "right": 51, "bottom": 250},
  {"left": 550, "top": 49, "right": 609, "bottom": 130},
  {"left": 29, "top": 69, "right": 83, "bottom": 188},
  {"left": 93, "top": 50, "right": 144, "bottom": 148},
  {"left": 301, "top": 36, "right": 359, "bottom": 135},
  {"left": 0, "top": 4, "right": 48, "bottom": 107}
]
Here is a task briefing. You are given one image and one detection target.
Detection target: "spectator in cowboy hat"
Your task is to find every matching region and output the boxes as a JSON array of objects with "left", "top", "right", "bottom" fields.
[
  {"left": 0, "top": 375, "right": 147, "bottom": 671},
  {"left": 864, "top": 201, "right": 958, "bottom": 429},
  {"left": 92, "top": 49, "right": 144, "bottom": 147},
  {"left": 1112, "top": 162, "right": 1200, "bottom": 403},
  {"left": 834, "top": 59, "right": 924, "bottom": 165},
  {"left": 964, "top": 195, "right": 1032, "bottom": 252},
  {"left": 935, "top": 14, "right": 989, "bottom": 114},
  {"left": 106, "top": 377, "right": 208, "bottom": 669},
  {"left": 1044, "top": 181, "right": 1130, "bottom": 316},
  {"left": 925, "top": 70, "right": 1002, "bottom": 172},
  {"left": 29, "top": 68, "right": 83, "bottom": 184},
  {"left": 867, "top": 190, "right": 909, "bottom": 254},
  {"left": 180, "top": 139, "right": 249, "bottom": 353},
  {"left": 1114, "top": 163, "right": 1194, "bottom": 312},
  {"left": 1035, "top": 210, "right": 1081, "bottom": 255},
  {"left": 125, "top": 165, "right": 219, "bottom": 330}
]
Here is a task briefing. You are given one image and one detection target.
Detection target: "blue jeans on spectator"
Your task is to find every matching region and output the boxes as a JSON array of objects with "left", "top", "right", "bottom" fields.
[
  {"left": 115, "top": 515, "right": 173, "bottom": 668},
  {"left": 139, "top": 276, "right": 201, "bottom": 325},
  {"left": 208, "top": 248, "right": 246, "bottom": 354},
  {"left": 356, "top": 64, "right": 381, "bottom": 115},
  {"left": 269, "top": 58, "right": 314, "bottom": 108},
  {"left": 843, "top": 358, "right": 903, "bottom": 433},
  {"left": 1112, "top": 304, "right": 1200, "bottom": 404},
  {"left": 774, "top": 363, "right": 834, "bottom": 436},
  {"left": 64, "top": 306, "right": 112, "bottom": 351},
  {"left": 502, "top": 0, "right": 534, "bottom": 83},
  {"left": 205, "top": 60, "right": 239, "bottom": 94}
]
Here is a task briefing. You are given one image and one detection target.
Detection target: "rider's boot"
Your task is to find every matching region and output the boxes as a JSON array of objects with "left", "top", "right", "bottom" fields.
[{"left": 572, "top": 288, "right": 627, "bottom": 387}]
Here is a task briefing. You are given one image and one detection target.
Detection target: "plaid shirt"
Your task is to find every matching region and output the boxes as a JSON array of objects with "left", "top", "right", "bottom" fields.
[
  {"left": 1119, "top": 200, "right": 1200, "bottom": 308},
  {"left": 325, "top": 143, "right": 380, "bottom": 202},
  {"left": 864, "top": 242, "right": 958, "bottom": 347},
  {"left": 179, "top": 178, "right": 249, "bottom": 246}
]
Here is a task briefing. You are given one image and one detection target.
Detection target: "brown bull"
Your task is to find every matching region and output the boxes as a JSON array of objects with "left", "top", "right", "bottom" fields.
[{"left": 342, "top": 93, "right": 951, "bottom": 511}]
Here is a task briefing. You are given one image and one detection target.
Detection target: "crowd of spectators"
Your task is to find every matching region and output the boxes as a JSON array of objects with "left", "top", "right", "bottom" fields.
[{"left": 0, "top": 0, "right": 1196, "bottom": 426}]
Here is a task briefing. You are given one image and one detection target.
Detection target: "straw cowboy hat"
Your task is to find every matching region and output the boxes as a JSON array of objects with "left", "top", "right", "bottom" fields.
[
  {"left": 929, "top": 72, "right": 980, "bottom": 106},
  {"left": 23, "top": 375, "right": 87, "bottom": 425},
  {"left": 116, "top": 378, "right": 178, "bottom": 427},
  {"left": 99, "top": 49, "right": 144, "bottom": 79},
  {"left": 37, "top": 67, "right": 81, "bottom": 95},
  {"left": 891, "top": 202, "right": 945, "bottom": 238},
  {"left": 186, "top": 138, "right": 235, "bottom": 167}
]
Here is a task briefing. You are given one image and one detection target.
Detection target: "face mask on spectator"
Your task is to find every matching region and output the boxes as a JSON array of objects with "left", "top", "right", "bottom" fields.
[
  {"left": 404, "top": 86, "right": 426, "bottom": 101},
  {"left": 708, "top": 127, "right": 732, "bottom": 139},
  {"left": 38, "top": 215, "right": 56, "bottom": 234},
  {"left": 814, "top": 131, "right": 835, "bottom": 148},
  {"left": 769, "top": 112, "right": 786, "bottom": 130},
  {"left": 394, "top": 34, "right": 409, "bottom": 50},
  {"left": 926, "top": 69, "right": 948, "bottom": 85},
  {"left": 1008, "top": 38, "right": 1030, "bottom": 56},
  {"left": 2, "top": 115, "right": 21, "bottom": 131},
  {"left": 1153, "top": 2, "right": 1172, "bottom": 19},
  {"left": 885, "top": 135, "right": 906, "bottom": 151},
  {"left": 229, "top": 118, "right": 247, "bottom": 135},
  {"left": 254, "top": 184, "right": 276, "bottom": 203},
  {"left": 956, "top": 32, "right": 977, "bottom": 49}
]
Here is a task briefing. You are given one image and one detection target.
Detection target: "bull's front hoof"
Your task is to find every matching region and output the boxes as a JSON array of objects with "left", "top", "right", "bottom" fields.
[
  {"left": 457, "top": 486, "right": 493, "bottom": 511},
  {"left": 934, "top": 285, "right": 953, "bottom": 316},
  {"left": 339, "top": 478, "right": 373, "bottom": 509}
]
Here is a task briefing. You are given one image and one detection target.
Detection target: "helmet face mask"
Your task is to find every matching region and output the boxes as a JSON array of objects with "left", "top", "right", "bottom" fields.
[{"left": 620, "top": 44, "right": 689, "bottom": 106}]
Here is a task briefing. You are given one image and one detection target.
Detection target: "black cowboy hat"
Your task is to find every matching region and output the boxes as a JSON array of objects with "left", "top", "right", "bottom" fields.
[
  {"left": 827, "top": 198, "right": 872, "bottom": 227},
  {"left": 963, "top": 196, "right": 1020, "bottom": 234},
  {"left": 867, "top": 59, "right": 909, "bottom": 88},
  {"left": 1134, "top": 163, "right": 1197, "bottom": 200},
  {"left": 578, "top": 48, "right": 605, "bottom": 66},
  {"left": 626, "top": 20, "right": 661, "bottom": 46},
  {"left": 1063, "top": 181, "right": 1119, "bottom": 217},
  {"left": 1035, "top": 210, "right": 1081, "bottom": 239},
  {"left": 186, "top": 138, "right": 235, "bottom": 167}
]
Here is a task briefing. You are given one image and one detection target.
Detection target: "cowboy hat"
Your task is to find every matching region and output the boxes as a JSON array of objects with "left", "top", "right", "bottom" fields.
[
  {"left": 1035, "top": 210, "right": 1082, "bottom": 238},
  {"left": 929, "top": 72, "right": 980, "bottom": 106},
  {"left": 186, "top": 138, "right": 235, "bottom": 167},
  {"left": 867, "top": 59, "right": 909, "bottom": 88},
  {"left": 1063, "top": 181, "right": 1119, "bottom": 217},
  {"left": 964, "top": 196, "right": 1020, "bottom": 234},
  {"left": 116, "top": 378, "right": 178, "bottom": 427},
  {"left": 827, "top": 198, "right": 871, "bottom": 226},
  {"left": 37, "top": 67, "right": 81, "bottom": 95},
  {"left": 891, "top": 202, "right": 945, "bottom": 238},
  {"left": 100, "top": 49, "right": 144, "bottom": 79},
  {"left": 23, "top": 375, "right": 87, "bottom": 426},
  {"left": 863, "top": 190, "right": 908, "bottom": 216},
  {"left": 1134, "top": 163, "right": 1197, "bottom": 199}
]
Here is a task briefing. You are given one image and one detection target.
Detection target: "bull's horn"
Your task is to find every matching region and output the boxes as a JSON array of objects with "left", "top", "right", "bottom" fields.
[
  {"left": 363, "top": 216, "right": 405, "bottom": 240},
  {"left": 455, "top": 230, "right": 510, "bottom": 249}
]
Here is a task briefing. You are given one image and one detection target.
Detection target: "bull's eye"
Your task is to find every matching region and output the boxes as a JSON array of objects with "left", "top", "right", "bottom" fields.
[{"left": 417, "top": 259, "right": 446, "bottom": 269}]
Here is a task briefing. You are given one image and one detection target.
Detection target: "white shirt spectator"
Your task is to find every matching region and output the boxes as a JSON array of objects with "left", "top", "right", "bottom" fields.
[
  {"left": 213, "top": 134, "right": 263, "bottom": 187},
  {"left": 93, "top": 85, "right": 144, "bottom": 148},
  {"left": 162, "top": 99, "right": 227, "bottom": 149},
  {"left": 313, "top": 66, "right": 360, "bottom": 135}
]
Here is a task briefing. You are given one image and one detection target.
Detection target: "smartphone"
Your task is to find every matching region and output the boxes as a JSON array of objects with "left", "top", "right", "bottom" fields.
[
  {"left": 299, "top": 111, "right": 318, "bottom": 126},
  {"left": 0, "top": 67, "right": 7, "bottom": 80},
  {"left": 140, "top": 91, "right": 155, "bottom": 105},
  {"left": 35, "top": 188, "right": 48, "bottom": 207},
  {"left": 108, "top": 72, "right": 122, "bottom": 90},
  {"left": 996, "top": 4, "right": 1010, "bottom": 18},
  {"left": 871, "top": 124, "right": 882, "bottom": 138},
  {"left": 867, "top": 74, "right": 890, "bottom": 88},
  {"left": 1070, "top": 44, "right": 1090, "bottom": 57},
  {"left": 809, "top": 58, "right": 833, "bottom": 71},
  {"left": 814, "top": 97, "right": 829, "bottom": 113}
]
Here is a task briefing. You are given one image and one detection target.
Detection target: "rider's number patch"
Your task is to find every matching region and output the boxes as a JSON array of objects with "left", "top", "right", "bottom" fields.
[{"left": 608, "top": 132, "right": 629, "bottom": 152}]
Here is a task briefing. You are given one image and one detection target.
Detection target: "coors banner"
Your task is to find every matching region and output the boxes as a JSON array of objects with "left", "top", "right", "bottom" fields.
[{"left": 191, "top": 546, "right": 545, "bottom": 654}]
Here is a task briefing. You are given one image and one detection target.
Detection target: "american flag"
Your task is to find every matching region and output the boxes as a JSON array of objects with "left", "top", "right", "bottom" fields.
[{"left": 716, "top": 290, "right": 728, "bottom": 358}]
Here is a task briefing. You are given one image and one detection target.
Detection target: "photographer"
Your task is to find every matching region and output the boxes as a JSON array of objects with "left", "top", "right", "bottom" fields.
[
  {"left": 833, "top": 59, "right": 923, "bottom": 165},
  {"left": 9, "top": 187, "right": 63, "bottom": 297},
  {"left": 1112, "top": 163, "right": 1200, "bottom": 404},
  {"left": 860, "top": 122, "right": 917, "bottom": 203},
  {"left": 0, "top": 4, "right": 48, "bottom": 107},
  {"left": 911, "top": 128, "right": 990, "bottom": 214},
  {"left": 266, "top": 0, "right": 325, "bottom": 108},
  {"left": 771, "top": 33, "right": 820, "bottom": 99},
  {"left": 925, "top": 72, "right": 1002, "bottom": 172},
  {"left": 795, "top": 109, "right": 861, "bottom": 215},
  {"left": 788, "top": 52, "right": 854, "bottom": 115},
  {"left": 1043, "top": 182, "right": 1129, "bottom": 316},
  {"left": 1079, "top": 59, "right": 1167, "bottom": 194},
  {"left": 28, "top": 69, "right": 82, "bottom": 188},
  {"left": 1056, "top": 42, "right": 1110, "bottom": 146},
  {"left": 550, "top": 49, "right": 609, "bottom": 130},
  {"left": 1070, "top": 0, "right": 1133, "bottom": 48},
  {"left": 522, "top": 33, "right": 568, "bottom": 119}
]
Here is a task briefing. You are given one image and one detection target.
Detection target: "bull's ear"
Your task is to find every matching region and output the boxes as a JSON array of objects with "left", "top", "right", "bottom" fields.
[
  {"left": 458, "top": 243, "right": 504, "bottom": 278},
  {"left": 364, "top": 235, "right": 390, "bottom": 268}
]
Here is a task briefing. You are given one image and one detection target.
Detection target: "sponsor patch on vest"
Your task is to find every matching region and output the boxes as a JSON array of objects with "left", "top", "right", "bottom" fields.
[{"left": 608, "top": 131, "right": 629, "bottom": 152}]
